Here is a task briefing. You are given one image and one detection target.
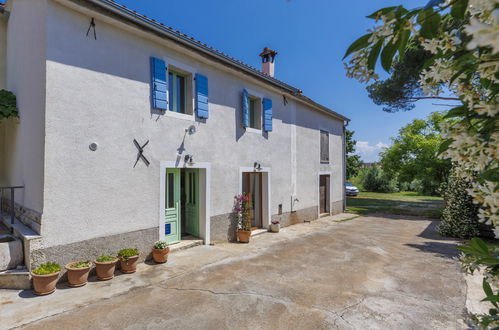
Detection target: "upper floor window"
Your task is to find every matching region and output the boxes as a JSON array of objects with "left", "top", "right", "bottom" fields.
[
  {"left": 320, "top": 130, "right": 329, "bottom": 163},
  {"left": 248, "top": 96, "right": 262, "bottom": 129},
  {"left": 168, "top": 70, "right": 187, "bottom": 113}
]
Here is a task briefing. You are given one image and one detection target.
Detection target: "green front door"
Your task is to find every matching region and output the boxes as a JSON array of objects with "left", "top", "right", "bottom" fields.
[
  {"left": 185, "top": 168, "right": 199, "bottom": 237},
  {"left": 165, "top": 168, "right": 181, "bottom": 245}
]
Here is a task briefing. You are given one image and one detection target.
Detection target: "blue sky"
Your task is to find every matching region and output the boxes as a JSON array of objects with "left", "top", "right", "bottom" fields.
[{"left": 118, "top": 0, "right": 438, "bottom": 162}]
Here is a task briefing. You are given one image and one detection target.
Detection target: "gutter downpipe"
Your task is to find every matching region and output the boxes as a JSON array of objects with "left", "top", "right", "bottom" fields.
[{"left": 343, "top": 120, "right": 349, "bottom": 212}]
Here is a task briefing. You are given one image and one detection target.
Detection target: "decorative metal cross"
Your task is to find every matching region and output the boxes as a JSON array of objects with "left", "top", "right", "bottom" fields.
[{"left": 133, "top": 139, "right": 150, "bottom": 168}]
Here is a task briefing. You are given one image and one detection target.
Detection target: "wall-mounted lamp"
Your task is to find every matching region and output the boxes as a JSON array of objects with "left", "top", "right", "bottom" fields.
[
  {"left": 184, "top": 154, "right": 194, "bottom": 166},
  {"left": 254, "top": 162, "right": 262, "bottom": 171},
  {"left": 186, "top": 125, "right": 196, "bottom": 135}
]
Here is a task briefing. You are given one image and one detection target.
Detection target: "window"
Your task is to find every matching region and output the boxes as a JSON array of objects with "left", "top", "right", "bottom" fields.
[
  {"left": 320, "top": 130, "right": 329, "bottom": 163},
  {"left": 248, "top": 96, "right": 262, "bottom": 129},
  {"left": 167, "top": 173, "right": 174, "bottom": 208},
  {"left": 168, "top": 70, "right": 187, "bottom": 114}
]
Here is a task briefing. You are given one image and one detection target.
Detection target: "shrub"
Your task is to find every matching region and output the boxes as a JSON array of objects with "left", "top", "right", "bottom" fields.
[
  {"left": 95, "top": 255, "right": 118, "bottom": 263},
  {"left": 438, "top": 169, "right": 479, "bottom": 238},
  {"left": 33, "top": 262, "right": 61, "bottom": 275},
  {"left": 153, "top": 240, "right": 168, "bottom": 250},
  {"left": 68, "top": 261, "right": 91, "bottom": 268},
  {"left": 360, "top": 166, "right": 398, "bottom": 193}
]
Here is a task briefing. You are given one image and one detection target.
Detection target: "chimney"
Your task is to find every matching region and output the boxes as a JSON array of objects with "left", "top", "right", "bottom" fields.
[{"left": 259, "top": 47, "right": 278, "bottom": 77}]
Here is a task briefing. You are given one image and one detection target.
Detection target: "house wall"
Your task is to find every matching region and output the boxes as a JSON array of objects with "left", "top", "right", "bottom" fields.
[
  {"left": 1, "top": 0, "right": 47, "bottom": 234},
  {"left": 33, "top": 0, "right": 345, "bottom": 264}
]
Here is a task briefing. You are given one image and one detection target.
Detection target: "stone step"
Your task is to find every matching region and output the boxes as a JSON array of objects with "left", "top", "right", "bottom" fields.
[
  {"left": 169, "top": 238, "right": 203, "bottom": 253},
  {"left": 0, "top": 268, "right": 31, "bottom": 290},
  {"left": 251, "top": 228, "right": 268, "bottom": 237}
]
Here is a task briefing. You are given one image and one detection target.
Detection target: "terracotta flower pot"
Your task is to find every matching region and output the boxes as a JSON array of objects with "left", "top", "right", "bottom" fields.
[
  {"left": 152, "top": 247, "right": 170, "bottom": 264},
  {"left": 65, "top": 263, "right": 91, "bottom": 287},
  {"left": 94, "top": 259, "right": 118, "bottom": 281},
  {"left": 31, "top": 271, "right": 60, "bottom": 296},
  {"left": 120, "top": 255, "right": 139, "bottom": 274},
  {"left": 237, "top": 230, "right": 251, "bottom": 243}
]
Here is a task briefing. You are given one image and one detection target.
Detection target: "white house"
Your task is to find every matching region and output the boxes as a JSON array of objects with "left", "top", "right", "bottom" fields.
[{"left": 0, "top": 0, "right": 349, "bottom": 270}]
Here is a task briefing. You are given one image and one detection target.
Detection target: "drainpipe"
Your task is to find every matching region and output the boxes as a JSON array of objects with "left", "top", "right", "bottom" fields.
[{"left": 342, "top": 121, "right": 349, "bottom": 212}]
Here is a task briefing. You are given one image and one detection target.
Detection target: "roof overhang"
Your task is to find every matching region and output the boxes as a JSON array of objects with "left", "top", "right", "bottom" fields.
[{"left": 66, "top": 0, "right": 350, "bottom": 122}]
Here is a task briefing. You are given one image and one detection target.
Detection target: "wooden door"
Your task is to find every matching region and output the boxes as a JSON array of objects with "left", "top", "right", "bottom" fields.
[
  {"left": 319, "top": 175, "right": 330, "bottom": 214},
  {"left": 242, "top": 172, "right": 262, "bottom": 229},
  {"left": 185, "top": 168, "right": 199, "bottom": 237},
  {"left": 165, "top": 168, "right": 181, "bottom": 244}
]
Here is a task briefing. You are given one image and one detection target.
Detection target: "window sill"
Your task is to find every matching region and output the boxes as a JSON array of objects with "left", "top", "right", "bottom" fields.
[
  {"left": 320, "top": 161, "right": 330, "bottom": 164},
  {"left": 164, "top": 110, "right": 195, "bottom": 121},
  {"left": 245, "top": 127, "right": 262, "bottom": 134}
]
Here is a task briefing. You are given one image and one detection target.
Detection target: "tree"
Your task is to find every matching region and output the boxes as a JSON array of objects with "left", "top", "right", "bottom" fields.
[
  {"left": 366, "top": 47, "right": 442, "bottom": 113},
  {"left": 345, "top": 129, "right": 362, "bottom": 179},
  {"left": 343, "top": 1, "right": 498, "bottom": 327},
  {"left": 0, "top": 90, "right": 18, "bottom": 120},
  {"left": 342, "top": 0, "right": 498, "bottom": 233},
  {"left": 380, "top": 112, "right": 451, "bottom": 195}
]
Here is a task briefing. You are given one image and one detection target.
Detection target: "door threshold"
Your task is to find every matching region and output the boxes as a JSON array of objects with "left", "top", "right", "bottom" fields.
[
  {"left": 319, "top": 213, "right": 330, "bottom": 218},
  {"left": 251, "top": 228, "right": 267, "bottom": 237},
  {"left": 169, "top": 238, "right": 203, "bottom": 252}
]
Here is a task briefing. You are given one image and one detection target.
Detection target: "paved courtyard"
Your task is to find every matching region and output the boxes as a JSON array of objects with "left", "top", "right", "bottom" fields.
[{"left": 4, "top": 214, "right": 467, "bottom": 329}]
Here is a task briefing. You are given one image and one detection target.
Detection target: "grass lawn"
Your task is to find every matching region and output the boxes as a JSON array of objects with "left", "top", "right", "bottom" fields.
[{"left": 347, "top": 191, "right": 444, "bottom": 219}]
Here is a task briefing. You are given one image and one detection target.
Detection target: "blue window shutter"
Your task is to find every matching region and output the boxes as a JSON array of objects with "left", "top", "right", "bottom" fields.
[
  {"left": 150, "top": 57, "right": 167, "bottom": 110},
  {"left": 195, "top": 73, "right": 209, "bottom": 119},
  {"left": 263, "top": 98, "right": 273, "bottom": 132},
  {"left": 242, "top": 89, "right": 249, "bottom": 127}
]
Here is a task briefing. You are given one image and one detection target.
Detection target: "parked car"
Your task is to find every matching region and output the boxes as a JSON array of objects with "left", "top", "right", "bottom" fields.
[{"left": 345, "top": 182, "right": 359, "bottom": 196}]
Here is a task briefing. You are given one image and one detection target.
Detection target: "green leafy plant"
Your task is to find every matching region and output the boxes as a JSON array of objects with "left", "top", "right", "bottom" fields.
[
  {"left": 457, "top": 238, "right": 499, "bottom": 328},
  {"left": 360, "top": 166, "right": 398, "bottom": 193},
  {"left": 67, "top": 261, "right": 91, "bottom": 269},
  {"left": 438, "top": 167, "right": 479, "bottom": 238},
  {"left": 32, "top": 262, "right": 61, "bottom": 275},
  {"left": 118, "top": 248, "right": 139, "bottom": 262},
  {"left": 0, "top": 89, "right": 18, "bottom": 119},
  {"left": 153, "top": 240, "right": 168, "bottom": 250},
  {"left": 95, "top": 255, "right": 118, "bottom": 263}
]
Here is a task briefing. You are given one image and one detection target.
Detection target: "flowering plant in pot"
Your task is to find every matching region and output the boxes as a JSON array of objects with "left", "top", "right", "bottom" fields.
[
  {"left": 234, "top": 193, "right": 252, "bottom": 243},
  {"left": 31, "top": 262, "right": 61, "bottom": 295},
  {"left": 94, "top": 255, "right": 118, "bottom": 281},
  {"left": 152, "top": 240, "right": 170, "bottom": 264},
  {"left": 270, "top": 219, "right": 280, "bottom": 233},
  {"left": 118, "top": 248, "right": 140, "bottom": 274},
  {"left": 65, "top": 261, "right": 92, "bottom": 287}
]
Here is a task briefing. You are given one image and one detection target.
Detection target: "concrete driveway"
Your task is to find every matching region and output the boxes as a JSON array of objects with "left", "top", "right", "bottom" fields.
[{"left": 18, "top": 215, "right": 466, "bottom": 329}]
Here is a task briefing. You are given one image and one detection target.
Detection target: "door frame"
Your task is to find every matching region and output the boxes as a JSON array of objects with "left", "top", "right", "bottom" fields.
[
  {"left": 239, "top": 167, "right": 271, "bottom": 229},
  {"left": 160, "top": 161, "right": 211, "bottom": 245},
  {"left": 318, "top": 171, "right": 332, "bottom": 216}
]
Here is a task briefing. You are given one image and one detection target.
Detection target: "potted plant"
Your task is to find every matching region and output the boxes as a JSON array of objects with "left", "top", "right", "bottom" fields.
[
  {"left": 65, "top": 261, "right": 92, "bottom": 287},
  {"left": 31, "top": 262, "right": 61, "bottom": 296},
  {"left": 94, "top": 255, "right": 118, "bottom": 281},
  {"left": 118, "top": 248, "right": 140, "bottom": 273},
  {"left": 152, "top": 240, "right": 170, "bottom": 263},
  {"left": 270, "top": 219, "right": 280, "bottom": 233},
  {"left": 234, "top": 193, "right": 252, "bottom": 243}
]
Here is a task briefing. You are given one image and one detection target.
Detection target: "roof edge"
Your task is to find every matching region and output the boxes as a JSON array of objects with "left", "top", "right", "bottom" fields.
[{"left": 74, "top": 0, "right": 350, "bottom": 122}]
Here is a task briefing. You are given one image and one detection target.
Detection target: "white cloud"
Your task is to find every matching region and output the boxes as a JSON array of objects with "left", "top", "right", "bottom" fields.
[{"left": 354, "top": 141, "right": 389, "bottom": 162}]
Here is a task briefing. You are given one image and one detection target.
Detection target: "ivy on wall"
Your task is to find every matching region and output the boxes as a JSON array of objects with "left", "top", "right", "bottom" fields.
[{"left": 0, "top": 89, "right": 18, "bottom": 119}]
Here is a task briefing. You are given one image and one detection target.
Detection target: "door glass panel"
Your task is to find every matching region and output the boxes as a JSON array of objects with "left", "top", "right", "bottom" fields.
[
  {"left": 167, "top": 173, "right": 174, "bottom": 208},
  {"left": 242, "top": 173, "right": 262, "bottom": 228}
]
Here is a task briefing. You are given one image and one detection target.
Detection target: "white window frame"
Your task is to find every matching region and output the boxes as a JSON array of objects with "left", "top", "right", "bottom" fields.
[
  {"left": 320, "top": 129, "right": 330, "bottom": 164},
  {"left": 245, "top": 88, "right": 264, "bottom": 133},
  {"left": 162, "top": 57, "right": 196, "bottom": 121}
]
